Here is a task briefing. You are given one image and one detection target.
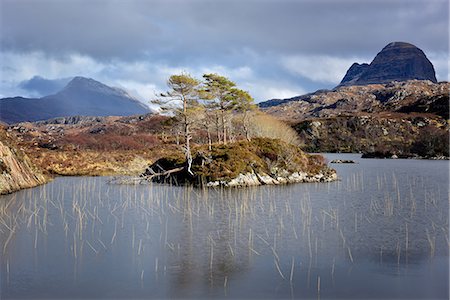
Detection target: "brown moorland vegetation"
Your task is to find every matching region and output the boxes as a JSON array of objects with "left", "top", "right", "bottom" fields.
[{"left": 6, "top": 110, "right": 304, "bottom": 176}]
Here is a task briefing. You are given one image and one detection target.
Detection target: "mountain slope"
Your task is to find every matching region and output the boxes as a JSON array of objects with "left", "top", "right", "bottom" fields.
[
  {"left": 260, "top": 80, "right": 449, "bottom": 158},
  {"left": 0, "top": 77, "right": 150, "bottom": 124},
  {"left": 294, "top": 114, "right": 448, "bottom": 158}
]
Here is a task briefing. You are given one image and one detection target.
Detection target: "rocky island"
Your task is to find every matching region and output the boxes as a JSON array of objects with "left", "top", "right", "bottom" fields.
[{"left": 141, "top": 137, "right": 336, "bottom": 187}]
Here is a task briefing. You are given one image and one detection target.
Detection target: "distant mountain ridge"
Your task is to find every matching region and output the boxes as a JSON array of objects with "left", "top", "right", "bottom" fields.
[{"left": 0, "top": 77, "right": 150, "bottom": 124}]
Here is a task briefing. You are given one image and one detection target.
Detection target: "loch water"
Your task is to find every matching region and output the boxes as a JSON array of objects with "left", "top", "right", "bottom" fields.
[{"left": 0, "top": 154, "right": 448, "bottom": 299}]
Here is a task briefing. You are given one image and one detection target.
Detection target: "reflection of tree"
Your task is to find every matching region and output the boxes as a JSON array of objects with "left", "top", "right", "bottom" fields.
[{"left": 168, "top": 188, "right": 254, "bottom": 296}]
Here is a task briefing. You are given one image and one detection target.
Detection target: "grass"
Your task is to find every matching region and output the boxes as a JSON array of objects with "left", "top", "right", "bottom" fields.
[{"left": 27, "top": 145, "right": 180, "bottom": 176}]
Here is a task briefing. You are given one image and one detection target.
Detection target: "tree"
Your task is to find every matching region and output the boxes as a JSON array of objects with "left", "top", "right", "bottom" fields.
[
  {"left": 152, "top": 73, "right": 201, "bottom": 175},
  {"left": 230, "top": 88, "right": 256, "bottom": 141},
  {"left": 201, "top": 74, "right": 237, "bottom": 144}
]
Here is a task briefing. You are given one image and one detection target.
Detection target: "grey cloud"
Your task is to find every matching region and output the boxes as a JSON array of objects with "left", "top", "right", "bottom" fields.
[
  {"left": 2, "top": 0, "right": 447, "bottom": 62},
  {"left": 1, "top": 0, "right": 448, "bottom": 101},
  {"left": 18, "top": 76, "right": 72, "bottom": 97},
  {"left": 1, "top": 0, "right": 162, "bottom": 60}
]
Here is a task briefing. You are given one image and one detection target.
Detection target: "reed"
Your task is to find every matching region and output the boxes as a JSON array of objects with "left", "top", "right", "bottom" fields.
[
  {"left": 317, "top": 276, "right": 321, "bottom": 294},
  {"left": 289, "top": 257, "right": 295, "bottom": 283},
  {"left": 274, "top": 258, "right": 286, "bottom": 280},
  {"left": 425, "top": 229, "right": 436, "bottom": 258}
]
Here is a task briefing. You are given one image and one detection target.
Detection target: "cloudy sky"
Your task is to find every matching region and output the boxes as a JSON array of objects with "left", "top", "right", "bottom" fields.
[{"left": 1, "top": 0, "right": 448, "bottom": 103}]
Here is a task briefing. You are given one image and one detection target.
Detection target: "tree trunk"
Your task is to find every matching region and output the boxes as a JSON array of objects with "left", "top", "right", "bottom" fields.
[
  {"left": 207, "top": 126, "right": 212, "bottom": 151},
  {"left": 183, "top": 99, "right": 193, "bottom": 176},
  {"left": 221, "top": 108, "right": 227, "bottom": 144},
  {"left": 185, "top": 121, "right": 193, "bottom": 175},
  {"left": 215, "top": 112, "right": 221, "bottom": 144},
  {"left": 228, "top": 118, "right": 235, "bottom": 143},
  {"left": 243, "top": 111, "right": 251, "bottom": 141}
]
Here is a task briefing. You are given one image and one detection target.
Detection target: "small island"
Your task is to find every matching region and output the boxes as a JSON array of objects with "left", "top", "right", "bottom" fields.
[{"left": 142, "top": 137, "right": 336, "bottom": 187}]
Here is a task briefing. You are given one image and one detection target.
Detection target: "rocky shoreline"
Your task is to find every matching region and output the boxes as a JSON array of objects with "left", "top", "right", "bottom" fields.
[
  {"left": 204, "top": 169, "right": 337, "bottom": 187},
  {"left": 113, "top": 167, "right": 337, "bottom": 188}
]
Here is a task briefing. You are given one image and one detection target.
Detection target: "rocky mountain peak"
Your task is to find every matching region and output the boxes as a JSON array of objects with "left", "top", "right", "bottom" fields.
[
  {"left": 65, "top": 76, "right": 98, "bottom": 88},
  {"left": 58, "top": 76, "right": 141, "bottom": 103},
  {"left": 339, "top": 42, "right": 437, "bottom": 86},
  {"left": 64, "top": 76, "right": 119, "bottom": 94}
]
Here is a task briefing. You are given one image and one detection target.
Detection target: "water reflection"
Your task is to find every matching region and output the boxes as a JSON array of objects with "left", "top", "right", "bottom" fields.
[{"left": 0, "top": 154, "right": 448, "bottom": 299}]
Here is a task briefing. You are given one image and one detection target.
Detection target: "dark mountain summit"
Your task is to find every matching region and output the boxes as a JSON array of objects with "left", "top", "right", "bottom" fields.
[
  {"left": 339, "top": 42, "right": 437, "bottom": 86},
  {"left": 0, "top": 77, "right": 150, "bottom": 124}
]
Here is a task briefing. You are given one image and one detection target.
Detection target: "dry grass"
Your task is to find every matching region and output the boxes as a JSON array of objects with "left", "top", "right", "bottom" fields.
[{"left": 29, "top": 145, "right": 178, "bottom": 176}]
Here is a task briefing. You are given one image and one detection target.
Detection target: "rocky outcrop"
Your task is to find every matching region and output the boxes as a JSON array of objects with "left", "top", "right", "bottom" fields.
[
  {"left": 340, "top": 63, "right": 370, "bottom": 86},
  {"left": 0, "top": 128, "right": 48, "bottom": 194},
  {"left": 339, "top": 42, "right": 437, "bottom": 86},
  {"left": 261, "top": 80, "right": 449, "bottom": 121},
  {"left": 294, "top": 115, "right": 449, "bottom": 158},
  {"left": 330, "top": 159, "right": 356, "bottom": 164}
]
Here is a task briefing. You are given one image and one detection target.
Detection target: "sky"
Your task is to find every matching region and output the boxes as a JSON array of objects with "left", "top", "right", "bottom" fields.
[{"left": 1, "top": 0, "right": 448, "bottom": 104}]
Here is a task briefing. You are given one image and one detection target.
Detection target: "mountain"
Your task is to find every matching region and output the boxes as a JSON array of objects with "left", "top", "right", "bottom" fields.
[
  {"left": 339, "top": 42, "right": 437, "bottom": 86},
  {"left": 0, "top": 77, "right": 150, "bottom": 124}
]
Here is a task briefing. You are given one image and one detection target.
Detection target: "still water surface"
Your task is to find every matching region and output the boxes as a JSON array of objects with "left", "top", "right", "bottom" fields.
[{"left": 0, "top": 154, "right": 448, "bottom": 299}]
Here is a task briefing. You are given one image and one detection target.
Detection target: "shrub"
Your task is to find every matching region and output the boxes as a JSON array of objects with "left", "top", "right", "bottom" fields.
[{"left": 244, "top": 112, "right": 302, "bottom": 146}]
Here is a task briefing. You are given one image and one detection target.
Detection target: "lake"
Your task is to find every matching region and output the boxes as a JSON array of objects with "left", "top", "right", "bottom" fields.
[{"left": 0, "top": 154, "right": 448, "bottom": 299}]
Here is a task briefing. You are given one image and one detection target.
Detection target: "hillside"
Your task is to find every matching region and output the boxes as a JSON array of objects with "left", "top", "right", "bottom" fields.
[
  {"left": 260, "top": 80, "right": 449, "bottom": 157},
  {"left": 0, "top": 77, "right": 151, "bottom": 124},
  {"left": 295, "top": 114, "right": 448, "bottom": 157},
  {"left": 5, "top": 114, "right": 176, "bottom": 176},
  {"left": 261, "top": 80, "right": 448, "bottom": 121}
]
